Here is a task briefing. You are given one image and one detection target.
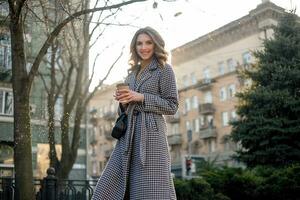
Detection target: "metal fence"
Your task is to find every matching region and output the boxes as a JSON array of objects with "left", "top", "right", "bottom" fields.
[{"left": 0, "top": 168, "right": 97, "bottom": 200}]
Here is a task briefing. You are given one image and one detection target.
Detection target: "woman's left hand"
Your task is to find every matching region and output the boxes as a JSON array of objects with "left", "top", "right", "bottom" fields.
[{"left": 116, "top": 89, "right": 144, "bottom": 104}]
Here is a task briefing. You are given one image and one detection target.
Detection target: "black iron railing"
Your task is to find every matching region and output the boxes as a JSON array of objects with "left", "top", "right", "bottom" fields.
[{"left": 0, "top": 168, "right": 98, "bottom": 200}]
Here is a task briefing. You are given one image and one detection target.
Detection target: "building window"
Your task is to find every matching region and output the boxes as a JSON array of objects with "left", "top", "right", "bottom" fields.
[
  {"left": 222, "top": 112, "right": 229, "bottom": 126},
  {"left": 99, "top": 161, "right": 104, "bottom": 172},
  {"left": 185, "top": 120, "right": 191, "bottom": 131},
  {"left": 191, "top": 72, "right": 197, "bottom": 85},
  {"left": 203, "top": 67, "right": 210, "bottom": 79},
  {"left": 103, "top": 105, "right": 108, "bottom": 114},
  {"left": 193, "top": 118, "right": 199, "bottom": 133},
  {"left": 228, "top": 84, "right": 236, "bottom": 98},
  {"left": 0, "top": 2, "right": 9, "bottom": 16},
  {"left": 227, "top": 58, "right": 236, "bottom": 72},
  {"left": 0, "top": 90, "right": 13, "bottom": 115},
  {"left": 231, "top": 110, "right": 237, "bottom": 121},
  {"left": 98, "top": 107, "right": 103, "bottom": 117},
  {"left": 208, "top": 139, "right": 216, "bottom": 153},
  {"left": 207, "top": 115, "right": 214, "bottom": 127},
  {"left": 200, "top": 116, "right": 204, "bottom": 127},
  {"left": 183, "top": 75, "right": 189, "bottom": 87},
  {"left": 0, "top": 35, "right": 11, "bottom": 70},
  {"left": 204, "top": 91, "right": 212, "bottom": 103},
  {"left": 92, "top": 160, "right": 98, "bottom": 175},
  {"left": 185, "top": 98, "right": 191, "bottom": 112},
  {"left": 219, "top": 87, "right": 227, "bottom": 101},
  {"left": 242, "top": 51, "right": 252, "bottom": 64},
  {"left": 110, "top": 101, "right": 115, "bottom": 112},
  {"left": 54, "top": 96, "right": 63, "bottom": 120},
  {"left": 192, "top": 96, "right": 198, "bottom": 109},
  {"left": 0, "top": 144, "right": 13, "bottom": 177},
  {"left": 218, "top": 62, "right": 225, "bottom": 75},
  {"left": 244, "top": 79, "right": 252, "bottom": 87},
  {"left": 172, "top": 123, "right": 179, "bottom": 135}
]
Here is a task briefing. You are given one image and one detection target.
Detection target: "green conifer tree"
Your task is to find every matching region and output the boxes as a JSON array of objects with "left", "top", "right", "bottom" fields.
[{"left": 231, "top": 12, "right": 300, "bottom": 167}]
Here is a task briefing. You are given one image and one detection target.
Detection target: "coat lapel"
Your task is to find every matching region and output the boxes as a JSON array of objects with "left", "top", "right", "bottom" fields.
[
  {"left": 127, "top": 72, "right": 136, "bottom": 91},
  {"left": 134, "top": 58, "right": 159, "bottom": 92}
]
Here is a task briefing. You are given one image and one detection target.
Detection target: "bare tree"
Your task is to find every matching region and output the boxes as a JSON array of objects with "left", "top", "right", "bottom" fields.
[
  {"left": 8, "top": 0, "right": 146, "bottom": 199},
  {"left": 35, "top": 0, "right": 128, "bottom": 181}
]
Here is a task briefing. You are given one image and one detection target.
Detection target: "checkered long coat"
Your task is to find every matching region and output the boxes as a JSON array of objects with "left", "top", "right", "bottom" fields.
[{"left": 92, "top": 58, "right": 178, "bottom": 200}]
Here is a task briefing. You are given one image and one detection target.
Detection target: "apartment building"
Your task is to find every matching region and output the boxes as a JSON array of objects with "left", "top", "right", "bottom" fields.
[
  {"left": 0, "top": 1, "right": 13, "bottom": 177},
  {"left": 0, "top": 0, "right": 89, "bottom": 179},
  {"left": 87, "top": 83, "right": 119, "bottom": 179},
  {"left": 168, "top": 1, "right": 285, "bottom": 176}
]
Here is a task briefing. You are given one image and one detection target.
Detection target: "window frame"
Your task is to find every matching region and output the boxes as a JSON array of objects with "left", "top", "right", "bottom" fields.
[
  {"left": 222, "top": 111, "right": 229, "bottom": 127},
  {"left": 0, "top": 89, "right": 13, "bottom": 116}
]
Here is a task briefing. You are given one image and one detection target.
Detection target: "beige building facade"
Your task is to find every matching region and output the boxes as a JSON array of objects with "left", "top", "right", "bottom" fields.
[
  {"left": 87, "top": 83, "right": 120, "bottom": 179},
  {"left": 168, "top": 1, "right": 285, "bottom": 177},
  {"left": 87, "top": 1, "right": 288, "bottom": 179}
]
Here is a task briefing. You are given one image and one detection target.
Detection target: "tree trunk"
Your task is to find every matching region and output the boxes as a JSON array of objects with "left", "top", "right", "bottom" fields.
[
  {"left": 57, "top": 109, "right": 85, "bottom": 181},
  {"left": 48, "top": 93, "right": 58, "bottom": 168},
  {"left": 10, "top": 15, "right": 34, "bottom": 200},
  {"left": 48, "top": 44, "right": 59, "bottom": 169},
  {"left": 57, "top": 110, "right": 72, "bottom": 180}
]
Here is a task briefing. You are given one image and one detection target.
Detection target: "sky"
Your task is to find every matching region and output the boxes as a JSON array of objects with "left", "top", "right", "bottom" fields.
[{"left": 89, "top": 0, "right": 300, "bottom": 88}]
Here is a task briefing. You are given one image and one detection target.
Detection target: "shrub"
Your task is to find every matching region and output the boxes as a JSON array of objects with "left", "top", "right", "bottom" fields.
[{"left": 174, "top": 178, "right": 227, "bottom": 200}]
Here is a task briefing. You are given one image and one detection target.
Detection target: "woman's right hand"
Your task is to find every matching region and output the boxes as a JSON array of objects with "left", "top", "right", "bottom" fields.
[
  {"left": 115, "top": 89, "right": 144, "bottom": 104},
  {"left": 114, "top": 89, "right": 129, "bottom": 107}
]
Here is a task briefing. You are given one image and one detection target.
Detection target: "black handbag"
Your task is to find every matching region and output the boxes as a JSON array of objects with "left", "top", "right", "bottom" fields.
[{"left": 111, "top": 110, "right": 128, "bottom": 139}]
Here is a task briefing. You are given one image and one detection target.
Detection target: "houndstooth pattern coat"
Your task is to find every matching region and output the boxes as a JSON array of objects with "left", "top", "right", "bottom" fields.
[{"left": 92, "top": 58, "right": 178, "bottom": 200}]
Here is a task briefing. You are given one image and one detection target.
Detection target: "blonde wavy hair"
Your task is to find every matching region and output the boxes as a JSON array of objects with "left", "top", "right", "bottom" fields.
[{"left": 128, "top": 26, "right": 168, "bottom": 71}]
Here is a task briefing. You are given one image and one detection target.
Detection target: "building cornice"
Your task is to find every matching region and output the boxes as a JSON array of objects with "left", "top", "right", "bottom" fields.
[{"left": 171, "top": 2, "right": 285, "bottom": 65}]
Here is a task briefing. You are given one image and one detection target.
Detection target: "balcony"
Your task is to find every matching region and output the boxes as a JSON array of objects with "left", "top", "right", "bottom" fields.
[
  {"left": 165, "top": 114, "right": 180, "bottom": 123},
  {"left": 104, "top": 130, "right": 114, "bottom": 140},
  {"left": 195, "top": 78, "right": 215, "bottom": 91},
  {"left": 199, "top": 103, "right": 215, "bottom": 114},
  {"left": 89, "top": 135, "right": 97, "bottom": 146},
  {"left": 167, "top": 134, "right": 182, "bottom": 145},
  {"left": 103, "top": 111, "right": 116, "bottom": 121},
  {"left": 0, "top": 68, "right": 12, "bottom": 83},
  {"left": 199, "top": 126, "right": 217, "bottom": 139}
]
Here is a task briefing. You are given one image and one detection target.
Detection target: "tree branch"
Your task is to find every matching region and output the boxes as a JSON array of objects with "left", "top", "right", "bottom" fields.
[
  {"left": 28, "top": 0, "right": 147, "bottom": 87},
  {"left": 84, "top": 47, "right": 124, "bottom": 104},
  {"left": 37, "top": 71, "right": 50, "bottom": 94}
]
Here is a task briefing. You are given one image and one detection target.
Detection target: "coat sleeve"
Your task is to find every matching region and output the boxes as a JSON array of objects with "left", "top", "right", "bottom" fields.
[{"left": 136, "top": 64, "right": 179, "bottom": 115}]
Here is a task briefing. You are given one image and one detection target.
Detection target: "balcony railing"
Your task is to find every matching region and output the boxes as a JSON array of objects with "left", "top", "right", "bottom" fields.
[
  {"left": 167, "top": 134, "right": 182, "bottom": 145},
  {"left": 89, "top": 135, "right": 97, "bottom": 146},
  {"left": 179, "top": 78, "right": 215, "bottom": 92},
  {"left": 0, "top": 68, "right": 12, "bottom": 82},
  {"left": 199, "top": 103, "right": 215, "bottom": 114},
  {"left": 195, "top": 78, "right": 215, "bottom": 91},
  {"left": 165, "top": 115, "right": 180, "bottom": 123},
  {"left": 199, "top": 126, "right": 217, "bottom": 139}
]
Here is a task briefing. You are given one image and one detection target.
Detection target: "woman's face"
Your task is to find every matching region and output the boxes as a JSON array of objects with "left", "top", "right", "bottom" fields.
[{"left": 136, "top": 33, "right": 155, "bottom": 61}]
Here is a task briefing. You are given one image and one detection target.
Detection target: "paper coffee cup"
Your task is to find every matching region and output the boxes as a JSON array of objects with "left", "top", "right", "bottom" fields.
[{"left": 116, "top": 83, "right": 129, "bottom": 90}]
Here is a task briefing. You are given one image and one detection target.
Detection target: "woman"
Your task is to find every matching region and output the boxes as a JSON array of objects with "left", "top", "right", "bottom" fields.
[{"left": 92, "top": 27, "right": 178, "bottom": 200}]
